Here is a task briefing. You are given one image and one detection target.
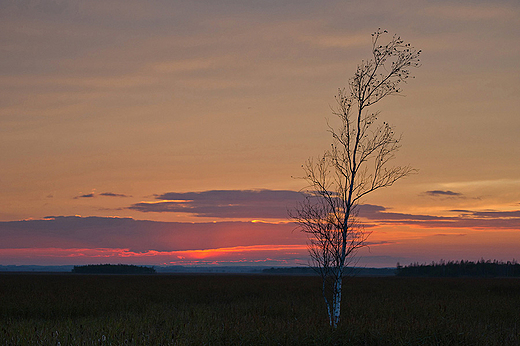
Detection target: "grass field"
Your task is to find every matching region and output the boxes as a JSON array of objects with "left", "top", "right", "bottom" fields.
[{"left": 1, "top": 274, "right": 520, "bottom": 345}]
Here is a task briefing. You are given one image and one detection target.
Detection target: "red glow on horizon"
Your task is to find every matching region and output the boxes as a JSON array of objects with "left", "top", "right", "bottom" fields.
[{"left": 0, "top": 245, "right": 309, "bottom": 266}]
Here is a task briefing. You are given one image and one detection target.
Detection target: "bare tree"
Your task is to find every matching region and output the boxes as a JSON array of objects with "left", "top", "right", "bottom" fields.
[{"left": 291, "top": 29, "right": 421, "bottom": 328}]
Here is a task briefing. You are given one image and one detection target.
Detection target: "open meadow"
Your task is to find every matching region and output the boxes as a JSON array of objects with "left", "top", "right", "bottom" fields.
[{"left": 1, "top": 274, "right": 520, "bottom": 345}]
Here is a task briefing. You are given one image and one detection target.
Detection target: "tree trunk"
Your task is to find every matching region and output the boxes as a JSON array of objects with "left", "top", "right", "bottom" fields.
[
  {"left": 323, "top": 279, "right": 333, "bottom": 326},
  {"left": 332, "top": 274, "right": 342, "bottom": 328}
]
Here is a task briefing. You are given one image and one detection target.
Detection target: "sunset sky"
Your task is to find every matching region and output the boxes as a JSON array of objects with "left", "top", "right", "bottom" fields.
[{"left": 1, "top": 0, "right": 520, "bottom": 267}]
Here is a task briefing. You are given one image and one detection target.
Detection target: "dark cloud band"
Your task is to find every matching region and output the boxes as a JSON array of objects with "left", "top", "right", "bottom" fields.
[
  {"left": 0, "top": 216, "right": 299, "bottom": 252},
  {"left": 358, "top": 204, "right": 520, "bottom": 229},
  {"left": 129, "top": 189, "right": 304, "bottom": 219}
]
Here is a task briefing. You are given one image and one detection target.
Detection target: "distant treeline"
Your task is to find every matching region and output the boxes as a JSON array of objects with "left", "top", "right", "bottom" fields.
[
  {"left": 396, "top": 259, "right": 520, "bottom": 277},
  {"left": 262, "top": 267, "right": 396, "bottom": 276},
  {"left": 262, "top": 267, "right": 316, "bottom": 275},
  {"left": 72, "top": 264, "right": 156, "bottom": 274}
]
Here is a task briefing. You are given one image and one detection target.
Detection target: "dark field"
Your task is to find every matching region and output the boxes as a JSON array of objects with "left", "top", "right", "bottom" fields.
[{"left": 1, "top": 274, "right": 520, "bottom": 345}]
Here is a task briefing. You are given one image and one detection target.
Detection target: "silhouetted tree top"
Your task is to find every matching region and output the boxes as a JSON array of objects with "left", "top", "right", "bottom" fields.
[{"left": 291, "top": 29, "right": 421, "bottom": 328}]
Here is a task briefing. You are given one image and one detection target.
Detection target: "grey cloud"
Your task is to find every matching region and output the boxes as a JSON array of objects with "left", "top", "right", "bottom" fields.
[
  {"left": 358, "top": 204, "right": 449, "bottom": 222},
  {"left": 470, "top": 210, "right": 520, "bottom": 218},
  {"left": 73, "top": 193, "right": 95, "bottom": 199},
  {"left": 423, "top": 190, "right": 463, "bottom": 197},
  {"left": 100, "top": 192, "right": 131, "bottom": 198},
  {"left": 130, "top": 189, "right": 305, "bottom": 219},
  {"left": 74, "top": 192, "right": 130, "bottom": 199}
]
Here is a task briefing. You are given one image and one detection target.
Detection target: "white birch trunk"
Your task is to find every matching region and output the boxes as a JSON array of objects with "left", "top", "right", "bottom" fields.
[
  {"left": 323, "top": 280, "right": 333, "bottom": 326},
  {"left": 331, "top": 275, "right": 342, "bottom": 328}
]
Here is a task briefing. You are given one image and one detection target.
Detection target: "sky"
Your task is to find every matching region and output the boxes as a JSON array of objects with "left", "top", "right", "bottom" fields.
[{"left": 1, "top": 0, "right": 520, "bottom": 267}]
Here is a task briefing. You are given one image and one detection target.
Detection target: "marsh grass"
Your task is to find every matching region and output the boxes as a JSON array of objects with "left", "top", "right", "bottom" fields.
[{"left": 1, "top": 274, "right": 520, "bottom": 345}]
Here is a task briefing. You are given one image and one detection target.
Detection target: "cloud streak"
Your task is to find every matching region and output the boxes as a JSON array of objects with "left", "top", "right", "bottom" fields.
[
  {"left": 99, "top": 192, "right": 131, "bottom": 198},
  {"left": 74, "top": 192, "right": 131, "bottom": 199},
  {"left": 358, "top": 204, "right": 520, "bottom": 230},
  {"left": 73, "top": 193, "right": 95, "bottom": 199},
  {"left": 423, "top": 190, "right": 463, "bottom": 197}
]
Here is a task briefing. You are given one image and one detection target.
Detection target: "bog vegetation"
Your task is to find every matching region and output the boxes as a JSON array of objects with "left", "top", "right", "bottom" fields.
[{"left": 1, "top": 274, "right": 520, "bottom": 345}]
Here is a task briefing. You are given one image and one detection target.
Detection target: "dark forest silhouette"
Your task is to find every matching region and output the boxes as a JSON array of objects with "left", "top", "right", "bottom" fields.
[{"left": 396, "top": 259, "right": 520, "bottom": 277}]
